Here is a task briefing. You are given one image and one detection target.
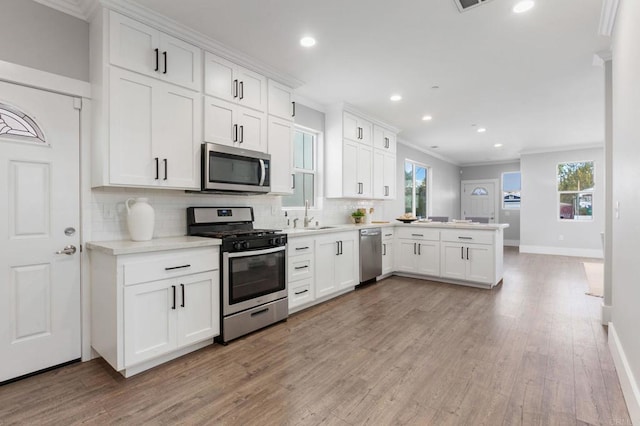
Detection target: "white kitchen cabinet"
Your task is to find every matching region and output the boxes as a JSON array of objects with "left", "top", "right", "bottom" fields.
[
  {"left": 89, "top": 244, "right": 220, "bottom": 377},
  {"left": 440, "top": 242, "right": 494, "bottom": 283},
  {"left": 109, "top": 11, "right": 201, "bottom": 91},
  {"left": 268, "top": 80, "right": 295, "bottom": 121},
  {"left": 204, "top": 52, "right": 267, "bottom": 112},
  {"left": 373, "top": 149, "right": 396, "bottom": 199},
  {"left": 395, "top": 228, "right": 440, "bottom": 276},
  {"left": 268, "top": 116, "right": 294, "bottom": 194},
  {"left": 342, "top": 140, "right": 373, "bottom": 198},
  {"left": 288, "top": 237, "right": 315, "bottom": 311},
  {"left": 343, "top": 112, "right": 373, "bottom": 145},
  {"left": 204, "top": 96, "right": 267, "bottom": 152},
  {"left": 108, "top": 68, "right": 201, "bottom": 189},
  {"left": 381, "top": 229, "right": 394, "bottom": 275},
  {"left": 373, "top": 125, "right": 397, "bottom": 153},
  {"left": 315, "top": 231, "right": 358, "bottom": 299}
]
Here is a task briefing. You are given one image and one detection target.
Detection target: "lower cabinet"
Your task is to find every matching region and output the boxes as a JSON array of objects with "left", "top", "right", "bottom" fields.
[
  {"left": 440, "top": 242, "right": 494, "bottom": 283},
  {"left": 381, "top": 229, "right": 394, "bottom": 275},
  {"left": 287, "top": 237, "right": 315, "bottom": 311},
  {"left": 394, "top": 228, "right": 440, "bottom": 276},
  {"left": 314, "top": 231, "right": 358, "bottom": 299}
]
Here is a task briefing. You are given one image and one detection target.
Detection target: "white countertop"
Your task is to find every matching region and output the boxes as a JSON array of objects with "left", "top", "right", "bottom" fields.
[
  {"left": 86, "top": 236, "right": 221, "bottom": 255},
  {"left": 395, "top": 221, "right": 510, "bottom": 230},
  {"left": 284, "top": 221, "right": 507, "bottom": 237},
  {"left": 283, "top": 222, "right": 394, "bottom": 237}
]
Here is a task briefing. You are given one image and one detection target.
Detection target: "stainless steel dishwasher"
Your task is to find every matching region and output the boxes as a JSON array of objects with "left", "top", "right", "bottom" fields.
[{"left": 359, "top": 227, "right": 382, "bottom": 283}]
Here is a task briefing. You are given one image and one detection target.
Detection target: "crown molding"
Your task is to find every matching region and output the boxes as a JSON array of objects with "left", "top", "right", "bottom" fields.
[
  {"left": 330, "top": 102, "right": 401, "bottom": 133},
  {"left": 461, "top": 158, "right": 522, "bottom": 167},
  {"left": 519, "top": 142, "right": 604, "bottom": 156},
  {"left": 599, "top": 0, "right": 620, "bottom": 36},
  {"left": 397, "top": 139, "right": 460, "bottom": 166},
  {"left": 32, "top": 0, "right": 89, "bottom": 20}
]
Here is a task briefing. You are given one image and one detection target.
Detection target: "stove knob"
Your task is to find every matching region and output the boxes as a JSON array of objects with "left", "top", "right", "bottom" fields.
[
  {"left": 233, "top": 242, "right": 242, "bottom": 250},
  {"left": 275, "top": 237, "right": 284, "bottom": 245},
  {"left": 268, "top": 238, "right": 276, "bottom": 246},
  {"left": 241, "top": 241, "right": 249, "bottom": 249}
]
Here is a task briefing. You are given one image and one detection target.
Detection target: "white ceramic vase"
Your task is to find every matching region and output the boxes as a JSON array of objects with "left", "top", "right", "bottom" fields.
[{"left": 125, "top": 198, "right": 155, "bottom": 241}]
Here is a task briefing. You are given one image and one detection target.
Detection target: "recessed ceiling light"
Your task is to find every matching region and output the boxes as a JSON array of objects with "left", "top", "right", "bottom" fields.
[
  {"left": 494, "top": 143, "right": 503, "bottom": 148},
  {"left": 477, "top": 128, "right": 487, "bottom": 133},
  {"left": 300, "top": 36, "right": 316, "bottom": 47},
  {"left": 513, "top": 0, "right": 534, "bottom": 13},
  {"left": 390, "top": 94, "right": 402, "bottom": 102},
  {"left": 430, "top": 145, "right": 439, "bottom": 149},
  {"left": 431, "top": 85, "right": 440, "bottom": 90},
  {"left": 422, "top": 115, "right": 433, "bottom": 121}
]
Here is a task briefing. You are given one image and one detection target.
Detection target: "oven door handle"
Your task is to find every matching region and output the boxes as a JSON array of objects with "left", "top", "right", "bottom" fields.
[
  {"left": 227, "top": 245, "right": 285, "bottom": 258},
  {"left": 258, "top": 159, "right": 266, "bottom": 186}
]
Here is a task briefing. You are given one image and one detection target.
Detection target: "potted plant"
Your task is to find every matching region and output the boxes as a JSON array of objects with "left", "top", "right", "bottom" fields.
[{"left": 351, "top": 209, "right": 366, "bottom": 224}]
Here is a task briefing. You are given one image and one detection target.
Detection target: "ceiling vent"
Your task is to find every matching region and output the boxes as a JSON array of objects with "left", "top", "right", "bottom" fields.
[{"left": 454, "top": 0, "right": 494, "bottom": 12}]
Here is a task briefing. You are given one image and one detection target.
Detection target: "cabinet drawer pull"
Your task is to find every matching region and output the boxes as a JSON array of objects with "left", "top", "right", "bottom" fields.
[
  {"left": 163, "top": 51, "right": 167, "bottom": 74},
  {"left": 251, "top": 308, "right": 269, "bottom": 317},
  {"left": 171, "top": 285, "right": 176, "bottom": 310},
  {"left": 295, "top": 246, "right": 309, "bottom": 251},
  {"left": 411, "top": 234, "right": 424, "bottom": 237},
  {"left": 154, "top": 48, "right": 159, "bottom": 71},
  {"left": 292, "top": 173, "right": 295, "bottom": 189},
  {"left": 383, "top": 243, "right": 386, "bottom": 256},
  {"left": 294, "top": 265, "right": 309, "bottom": 270},
  {"left": 164, "top": 264, "right": 191, "bottom": 271},
  {"left": 385, "top": 233, "right": 393, "bottom": 237},
  {"left": 180, "top": 283, "right": 185, "bottom": 307},
  {"left": 154, "top": 157, "right": 159, "bottom": 180},
  {"left": 458, "top": 236, "right": 473, "bottom": 240},
  {"left": 163, "top": 158, "right": 168, "bottom": 180},
  {"left": 294, "top": 289, "right": 309, "bottom": 295}
]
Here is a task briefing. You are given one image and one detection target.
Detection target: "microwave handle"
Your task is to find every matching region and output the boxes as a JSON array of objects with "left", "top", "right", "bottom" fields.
[{"left": 259, "top": 159, "right": 266, "bottom": 186}]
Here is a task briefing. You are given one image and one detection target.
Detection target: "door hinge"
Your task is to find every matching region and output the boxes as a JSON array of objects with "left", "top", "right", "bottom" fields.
[{"left": 73, "top": 98, "right": 82, "bottom": 110}]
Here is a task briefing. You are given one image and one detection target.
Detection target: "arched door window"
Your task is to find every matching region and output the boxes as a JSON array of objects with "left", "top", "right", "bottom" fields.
[{"left": 0, "top": 103, "right": 46, "bottom": 144}]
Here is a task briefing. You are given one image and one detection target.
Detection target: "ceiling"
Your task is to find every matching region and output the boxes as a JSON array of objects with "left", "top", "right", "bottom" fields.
[{"left": 84, "top": 0, "right": 611, "bottom": 164}]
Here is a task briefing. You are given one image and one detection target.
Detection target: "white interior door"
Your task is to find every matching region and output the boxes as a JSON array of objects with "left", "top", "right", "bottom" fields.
[
  {"left": 0, "top": 81, "right": 80, "bottom": 382},
  {"left": 461, "top": 179, "right": 499, "bottom": 223}
]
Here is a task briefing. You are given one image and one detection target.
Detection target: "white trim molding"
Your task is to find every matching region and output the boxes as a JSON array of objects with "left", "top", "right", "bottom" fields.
[
  {"left": 608, "top": 323, "right": 640, "bottom": 425},
  {"left": 599, "top": 0, "right": 621, "bottom": 37},
  {"left": 397, "top": 139, "right": 460, "bottom": 166},
  {"left": 0, "top": 59, "right": 91, "bottom": 98},
  {"left": 601, "top": 302, "right": 612, "bottom": 325},
  {"left": 32, "top": 0, "right": 89, "bottom": 20},
  {"left": 504, "top": 239, "right": 520, "bottom": 247},
  {"left": 520, "top": 142, "right": 604, "bottom": 157},
  {"left": 519, "top": 245, "right": 603, "bottom": 259}
]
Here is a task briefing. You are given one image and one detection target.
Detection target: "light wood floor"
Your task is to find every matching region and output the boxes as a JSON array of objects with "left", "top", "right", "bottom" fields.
[{"left": 0, "top": 248, "right": 631, "bottom": 425}]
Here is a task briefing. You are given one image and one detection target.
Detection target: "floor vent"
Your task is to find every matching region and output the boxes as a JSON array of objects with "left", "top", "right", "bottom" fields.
[{"left": 454, "top": 0, "right": 494, "bottom": 12}]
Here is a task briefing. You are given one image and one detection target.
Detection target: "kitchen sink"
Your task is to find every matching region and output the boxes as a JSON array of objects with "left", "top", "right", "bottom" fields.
[{"left": 304, "top": 226, "right": 336, "bottom": 230}]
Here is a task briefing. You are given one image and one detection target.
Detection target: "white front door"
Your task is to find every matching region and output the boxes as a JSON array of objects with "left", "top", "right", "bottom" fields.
[
  {"left": 461, "top": 179, "right": 499, "bottom": 223},
  {"left": 0, "top": 81, "right": 81, "bottom": 382}
]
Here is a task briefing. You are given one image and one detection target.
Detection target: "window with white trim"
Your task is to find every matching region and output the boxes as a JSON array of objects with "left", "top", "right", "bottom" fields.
[
  {"left": 282, "top": 129, "right": 317, "bottom": 208},
  {"left": 557, "top": 161, "right": 594, "bottom": 221},
  {"left": 404, "top": 160, "right": 429, "bottom": 218}
]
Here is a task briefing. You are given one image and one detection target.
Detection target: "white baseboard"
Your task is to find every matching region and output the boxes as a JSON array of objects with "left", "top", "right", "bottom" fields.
[
  {"left": 602, "top": 303, "right": 612, "bottom": 325},
  {"left": 504, "top": 239, "right": 520, "bottom": 247},
  {"left": 608, "top": 323, "right": 640, "bottom": 424},
  {"left": 519, "top": 245, "right": 603, "bottom": 259}
]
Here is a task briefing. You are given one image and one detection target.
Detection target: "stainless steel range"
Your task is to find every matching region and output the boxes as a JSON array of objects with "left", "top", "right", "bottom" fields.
[{"left": 187, "top": 207, "right": 287, "bottom": 343}]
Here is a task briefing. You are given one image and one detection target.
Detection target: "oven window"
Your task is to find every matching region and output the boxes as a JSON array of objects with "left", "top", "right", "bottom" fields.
[
  {"left": 229, "top": 250, "right": 286, "bottom": 304},
  {"left": 210, "top": 152, "right": 261, "bottom": 186}
]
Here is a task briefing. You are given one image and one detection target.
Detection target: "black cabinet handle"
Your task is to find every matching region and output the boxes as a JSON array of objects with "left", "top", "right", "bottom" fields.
[
  {"left": 461, "top": 247, "right": 464, "bottom": 259},
  {"left": 233, "top": 124, "right": 238, "bottom": 142},
  {"left": 385, "top": 233, "right": 393, "bottom": 237},
  {"left": 291, "top": 173, "right": 295, "bottom": 189},
  {"left": 458, "top": 236, "right": 473, "bottom": 240},
  {"left": 339, "top": 241, "right": 343, "bottom": 255},
  {"left": 292, "top": 101, "right": 296, "bottom": 117},
  {"left": 414, "top": 243, "right": 416, "bottom": 255},
  {"left": 233, "top": 79, "right": 238, "bottom": 98},
  {"left": 384, "top": 186, "right": 389, "bottom": 196},
  {"left": 163, "top": 51, "right": 167, "bottom": 74},
  {"left": 466, "top": 247, "right": 469, "bottom": 260},
  {"left": 171, "top": 285, "right": 176, "bottom": 310},
  {"left": 411, "top": 234, "right": 424, "bottom": 237},
  {"left": 154, "top": 48, "right": 159, "bottom": 71},
  {"left": 294, "top": 289, "right": 309, "bottom": 295},
  {"left": 180, "top": 284, "right": 185, "bottom": 307},
  {"left": 239, "top": 125, "right": 244, "bottom": 143},
  {"left": 383, "top": 243, "right": 386, "bottom": 256},
  {"left": 294, "top": 265, "right": 309, "bottom": 270},
  {"left": 336, "top": 241, "right": 340, "bottom": 256},
  {"left": 164, "top": 264, "right": 191, "bottom": 271},
  {"left": 251, "top": 308, "right": 269, "bottom": 317},
  {"left": 239, "top": 81, "right": 244, "bottom": 100},
  {"left": 163, "top": 158, "right": 168, "bottom": 180},
  {"left": 154, "top": 157, "right": 159, "bottom": 180},
  {"left": 418, "top": 244, "right": 421, "bottom": 255},
  {"left": 295, "top": 246, "right": 309, "bottom": 251}
]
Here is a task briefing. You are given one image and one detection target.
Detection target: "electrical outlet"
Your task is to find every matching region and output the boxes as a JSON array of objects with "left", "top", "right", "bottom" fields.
[{"left": 103, "top": 205, "right": 115, "bottom": 220}]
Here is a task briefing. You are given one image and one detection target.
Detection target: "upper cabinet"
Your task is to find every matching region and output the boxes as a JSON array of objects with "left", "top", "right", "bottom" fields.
[
  {"left": 203, "top": 96, "right": 267, "bottom": 152},
  {"left": 268, "top": 80, "right": 295, "bottom": 121},
  {"left": 343, "top": 112, "right": 373, "bottom": 145},
  {"left": 204, "top": 52, "right": 267, "bottom": 113},
  {"left": 373, "top": 125, "right": 397, "bottom": 153},
  {"left": 109, "top": 11, "right": 201, "bottom": 91}
]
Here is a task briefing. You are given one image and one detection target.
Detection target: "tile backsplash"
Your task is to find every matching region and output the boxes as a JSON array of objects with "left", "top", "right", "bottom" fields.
[{"left": 89, "top": 187, "right": 393, "bottom": 241}]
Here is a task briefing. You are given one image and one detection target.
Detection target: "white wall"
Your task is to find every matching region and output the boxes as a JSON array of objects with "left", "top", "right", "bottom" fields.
[
  {"left": 0, "top": 0, "right": 89, "bottom": 81},
  {"left": 520, "top": 147, "right": 604, "bottom": 258},
  {"left": 461, "top": 162, "right": 520, "bottom": 244},
  {"left": 610, "top": 0, "right": 640, "bottom": 422},
  {"left": 386, "top": 142, "right": 461, "bottom": 221}
]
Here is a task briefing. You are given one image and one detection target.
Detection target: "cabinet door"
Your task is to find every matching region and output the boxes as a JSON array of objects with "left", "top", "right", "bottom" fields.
[
  {"left": 343, "top": 112, "right": 359, "bottom": 141},
  {"left": 237, "top": 67, "right": 267, "bottom": 112},
  {"left": 383, "top": 152, "right": 396, "bottom": 199},
  {"left": 268, "top": 116, "right": 294, "bottom": 193},
  {"left": 382, "top": 240, "right": 394, "bottom": 275},
  {"left": 203, "top": 52, "right": 236, "bottom": 102},
  {"left": 417, "top": 241, "right": 440, "bottom": 276},
  {"left": 159, "top": 33, "right": 202, "bottom": 91},
  {"left": 109, "top": 11, "right": 159, "bottom": 77},
  {"left": 386, "top": 131, "right": 397, "bottom": 153},
  {"left": 440, "top": 243, "right": 467, "bottom": 280},
  {"left": 357, "top": 144, "right": 373, "bottom": 198},
  {"left": 289, "top": 278, "right": 314, "bottom": 309},
  {"left": 268, "top": 80, "right": 294, "bottom": 121},
  {"left": 395, "top": 240, "right": 417, "bottom": 273},
  {"left": 109, "top": 68, "right": 155, "bottom": 186},
  {"left": 155, "top": 83, "right": 201, "bottom": 189},
  {"left": 465, "top": 245, "right": 494, "bottom": 283},
  {"left": 342, "top": 140, "right": 359, "bottom": 197},
  {"left": 335, "top": 237, "right": 357, "bottom": 290},
  {"left": 124, "top": 280, "right": 177, "bottom": 366},
  {"left": 359, "top": 119, "right": 373, "bottom": 146},
  {"left": 177, "top": 272, "right": 219, "bottom": 347},
  {"left": 237, "top": 106, "right": 267, "bottom": 152},
  {"left": 315, "top": 239, "right": 339, "bottom": 298},
  {"left": 204, "top": 96, "right": 236, "bottom": 146},
  {"left": 373, "top": 150, "right": 385, "bottom": 199}
]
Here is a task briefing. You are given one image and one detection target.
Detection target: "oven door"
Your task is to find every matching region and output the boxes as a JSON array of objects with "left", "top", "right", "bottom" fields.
[
  {"left": 222, "top": 246, "right": 287, "bottom": 316},
  {"left": 203, "top": 143, "right": 270, "bottom": 193}
]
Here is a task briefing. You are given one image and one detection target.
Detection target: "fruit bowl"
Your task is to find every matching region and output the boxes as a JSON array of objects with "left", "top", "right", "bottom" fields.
[{"left": 396, "top": 217, "right": 418, "bottom": 223}]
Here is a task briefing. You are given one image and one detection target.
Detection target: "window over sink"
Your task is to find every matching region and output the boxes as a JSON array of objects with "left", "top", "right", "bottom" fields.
[
  {"left": 404, "top": 160, "right": 430, "bottom": 218},
  {"left": 282, "top": 128, "right": 318, "bottom": 208}
]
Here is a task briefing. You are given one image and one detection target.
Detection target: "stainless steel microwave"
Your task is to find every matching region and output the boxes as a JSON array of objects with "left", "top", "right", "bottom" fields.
[{"left": 201, "top": 143, "right": 271, "bottom": 194}]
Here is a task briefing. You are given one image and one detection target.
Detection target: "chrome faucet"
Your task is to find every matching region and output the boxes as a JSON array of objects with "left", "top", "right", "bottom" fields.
[
  {"left": 293, "top": 218, "right": 299, "bottom": 228},
  {"left": 304, "top": 200, "right": 314, "bottom": 228}
]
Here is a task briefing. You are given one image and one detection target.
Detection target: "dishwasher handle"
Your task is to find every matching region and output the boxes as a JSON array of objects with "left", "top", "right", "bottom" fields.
[{"left": 360, "top": 228, "right": 382, "bottom": 236}]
